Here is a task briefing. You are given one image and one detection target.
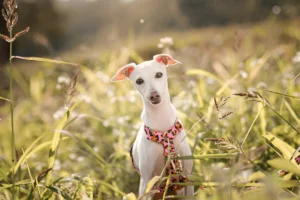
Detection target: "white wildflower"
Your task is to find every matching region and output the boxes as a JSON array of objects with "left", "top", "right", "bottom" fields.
[
  {"left": 96, "top": 71, "right": 110, "bottom": 83},
  {"left": 53, "top": 107, "right": 67, "bottom": 120},
  {"left": 53, "top": 160, "right": 61, "bottom": 171},
  {"left": 239, "top": 70, "right": 248, "bottom": 79},
  {"left": 292, "top": 52, "right": 300, "bottom": 63},
  {"left": 57, "top": 75, "right": 70, "bottom": 85},
  {"left": 78, "top": 94, "right": 91, "bottom": 104}
]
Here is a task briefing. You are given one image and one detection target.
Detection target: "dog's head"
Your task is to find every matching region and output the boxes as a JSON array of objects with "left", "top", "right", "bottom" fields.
[{"left": 111, "top": 54, "right": 181, "bottom": 106}]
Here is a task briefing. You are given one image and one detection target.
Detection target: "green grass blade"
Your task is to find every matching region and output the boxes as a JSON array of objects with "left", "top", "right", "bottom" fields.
[
  {"left": 284, "top": 100, "right": 300, "bottom": 124},
  {"left": 11, "top": 56, "right": 78, "bottom": 66},
  {"left": 12, "top": 137, "right": 69, "bottom": 175},
  {"left": 12, "top": 133, "right": 49, "bottom": 173},
  {"left": 46, "top": 101, "right": 82, "bottom": 185},
  {"left": 60, "top": 131, "right": 107, "bottom": 166},
  {"left": 258, "top": 89, "right": 300, "bottom": 100},
  {"left": 269, "top": 107, "right": 300, "bottom": 135},
  {"left": 0, "top": 179, "right": 32, "bottom": 190},
  {"left": 242, "top": 105, "right": 264, "bottom": 146},
  {"left": 186, "top": 69, "right": 225, "bottom": 86},
  {"left": 176, "top": 153, "right": 238, "bottom": 160},
  {"left": 95, "top": 180, "right": 126, "bottom": 196},
  {"left": 0, "top": 96, "right": 10, "bottom": 102}
]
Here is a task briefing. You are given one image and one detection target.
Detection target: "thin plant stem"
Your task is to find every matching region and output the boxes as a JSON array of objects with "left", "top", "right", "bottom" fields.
[
  {"left": 9, "top": 30, "right": 16, "bottom": 199},
  {"left": 241, "top": 105, "right": 264, "bottom": 146}
]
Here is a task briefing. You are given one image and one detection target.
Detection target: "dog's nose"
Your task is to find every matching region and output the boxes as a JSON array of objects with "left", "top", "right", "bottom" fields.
[{"left": 149, "top": 91, "right": 161, "bottom": 104}]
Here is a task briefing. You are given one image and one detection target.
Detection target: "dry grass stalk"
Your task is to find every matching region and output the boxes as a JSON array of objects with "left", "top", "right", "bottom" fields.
[
  {"left": 65, "top": 71, "right": 80, "bottom": 107},
  {"left": 232, "top": 92, "right": 258, "bottom": 99},
  {"left": 2, "top": 0, "right": 18, "bottom": 32},
  {"left": 219, "top": 96, "right": 230, "bottom": 107},
  {"left": 214, "top": 96, "right": 233, "bottom": 119},
  {"left": 1, "top": 0, "right": 30, "bottom": 42},
  {"left": 214, "top": 97, "right": 219, "bottom": 111},
  {"left": 219, "top": 112, "right": 233, "bottom": 119},
  {"left": 214, "top": 96, "right": 231, "bottom": 111},
  {"left": 233, "top": 91, "right": 273, "bottom": 108}
]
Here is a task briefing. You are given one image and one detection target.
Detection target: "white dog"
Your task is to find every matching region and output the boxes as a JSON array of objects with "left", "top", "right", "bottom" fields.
[{"left": 112, "top": 54, "right": 194, "bottom": 199}]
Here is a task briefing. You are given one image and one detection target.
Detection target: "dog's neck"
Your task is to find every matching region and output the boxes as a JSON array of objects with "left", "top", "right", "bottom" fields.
[{"left": 141, "top": 93, "right": 177, "bottom": 132}]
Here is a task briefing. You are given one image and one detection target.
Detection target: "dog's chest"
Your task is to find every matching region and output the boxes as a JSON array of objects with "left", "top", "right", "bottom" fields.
[{"left": 133, "top": 128, "right": 186, "bottom": 175}]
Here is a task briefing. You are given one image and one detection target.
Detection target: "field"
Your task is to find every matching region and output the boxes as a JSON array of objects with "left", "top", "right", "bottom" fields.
[{"left": 0, "top": 11, "right": 300, "bottom": 200}]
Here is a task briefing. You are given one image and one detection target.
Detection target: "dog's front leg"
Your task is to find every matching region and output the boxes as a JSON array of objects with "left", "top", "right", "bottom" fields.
[
  {"left": 138, "top": 178, "right": 147, "bottom": 197},
  {"left": 138, "top": 176, "right": 155, "bottom": 199}
]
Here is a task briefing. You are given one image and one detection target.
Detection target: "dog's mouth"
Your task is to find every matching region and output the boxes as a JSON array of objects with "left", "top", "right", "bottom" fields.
[{"left": 151, "top": 99, "right": 161, "bottom": 105}]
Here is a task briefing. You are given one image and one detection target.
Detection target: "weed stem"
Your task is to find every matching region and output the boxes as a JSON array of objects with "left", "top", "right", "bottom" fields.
[{"left": 9, "top": 30, "right": 16, "bottom": 200}]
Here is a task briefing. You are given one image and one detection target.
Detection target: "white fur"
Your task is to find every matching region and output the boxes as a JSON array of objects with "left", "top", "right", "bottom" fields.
[{"left": 112, "top": 55, "right": 194, "bottom": 198}]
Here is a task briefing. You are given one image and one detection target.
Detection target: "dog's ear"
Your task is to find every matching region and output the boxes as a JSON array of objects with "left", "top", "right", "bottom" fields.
[
  {"left": 111, "top": 63, "right": 136, "bottom": 82},
  {"left": 153, "top": 54, "right": 181, "bottom": 66}
]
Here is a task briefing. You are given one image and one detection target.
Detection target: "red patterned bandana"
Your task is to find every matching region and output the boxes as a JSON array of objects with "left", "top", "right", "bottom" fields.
[{"left": 143, "top": 119, "right": 190, "bottom": 194}]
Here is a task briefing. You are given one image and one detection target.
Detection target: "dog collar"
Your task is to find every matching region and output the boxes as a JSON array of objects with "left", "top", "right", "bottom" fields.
[{"left": 143, "top": 119, "right": 189, "bottom": 194}]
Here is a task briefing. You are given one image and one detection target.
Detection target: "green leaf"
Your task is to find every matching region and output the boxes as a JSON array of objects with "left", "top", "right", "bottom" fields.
[
  {"left": 95, "top": 179, "right": 126, "bottom": 196},
  {"left": 267, "top": 158, "right": 300, "bottom": 175},
  {"left": 46, "top": 101, "right": 82, "bottom": 185},
  {"left": 263, "top": 133, "right": 295, "bottom": 160},
  {"left": 46, "top": 186, "right": 72, "bottom": 200},
  {"left": 0, "top": 179, "right": 32, "bottom": 190},
  {"left": 12, "top": 137, "right": 69, "bottom": 174},
  {"left": 12, "top": 56, "right": 78, "bottom": 66},
  {"left": 123, "top": 193, "right": 137, "bottom": 200},
  {"left": 145, "top": 176, "right": 160, "bottom": 193},
  {"left": 248, "top": 171, "right": 265, "bottom": 181},
  {"left": 0, "top": 96, "right": 10, "bottom": 102},
  {"left": 278, "top": 180, "right": 300, "bottom": 188},
  {"left": 259, "top": 89, "right": 300, "bottom": 100}
]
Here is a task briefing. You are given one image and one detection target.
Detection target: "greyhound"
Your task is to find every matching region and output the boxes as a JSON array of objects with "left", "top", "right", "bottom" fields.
[{"left": 112, "top": 54, "right": 194, "bottom": 199}]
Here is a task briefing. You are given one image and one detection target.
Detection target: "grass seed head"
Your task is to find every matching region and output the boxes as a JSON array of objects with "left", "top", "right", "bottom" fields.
[{"left": 2, "top": 0, "right": 18, "bottom": 32}]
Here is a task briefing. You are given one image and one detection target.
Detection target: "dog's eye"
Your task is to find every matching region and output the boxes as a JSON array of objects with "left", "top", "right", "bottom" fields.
[
  {"left": 155, "top": 72, "right": 163, "bottom": 78},
  {"left": 136, "top": 78, "right": 144, "bottom": 85}
]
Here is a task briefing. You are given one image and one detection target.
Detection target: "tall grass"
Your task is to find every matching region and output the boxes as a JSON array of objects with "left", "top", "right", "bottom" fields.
[{"left": 0, "top": 1, "right": 300, "bottom": 199}]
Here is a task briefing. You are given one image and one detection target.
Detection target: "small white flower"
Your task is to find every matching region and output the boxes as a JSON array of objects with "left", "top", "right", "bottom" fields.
[
  {"left": 157, "top": 43, "right": 164, "bottom": 48},
  {"left": 160, "top": 37, "right": 173, "bottom": 46},
  {"left": 96, "top": 71, "right": 110, "bottom": 83},
  {"left": 53, "top": 107, "right": 67, "bottom": 119},
  {"left": 53, "top": 160, "right": 61, "bottom": 171},
  {"left": 292, "top": 52, "right": 300, "bottom": 63},
  {"left": 57, "top": 76, "right": 70, "bottom": 85},
  {"left": 77, "top": 156, "right": 84, "bottom": 162},
  {"left": 93, "top": 146, "right": 99, "bottom": 152},
  {"left": 272, "top": 5, "right": 281, "bottom": 15},
  {"left": 257, "top": 82, "right": 268, "bottom": 88},
  {"left": 69, "top": 153, "right": 76, "bottom": 160},
  {"left": 103, "top": 120, "right": 110, "bottom": 127},
  {"left": 158, "top": 37, "right": 174, "bottom": 49},
  {"left": 78, "top": 94, "right": 91, "bottom": 104},
  {"left": 239, "top": 70, "right": 248, "bottom": 79}
]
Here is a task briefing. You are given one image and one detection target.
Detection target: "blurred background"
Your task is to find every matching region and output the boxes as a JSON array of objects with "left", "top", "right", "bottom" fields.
[
  {"left": 0, "top": 0, "right": 300, "bottom": 60},
  {"left": 0, "top": 0, "right": 300, "bottom": 199}
]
